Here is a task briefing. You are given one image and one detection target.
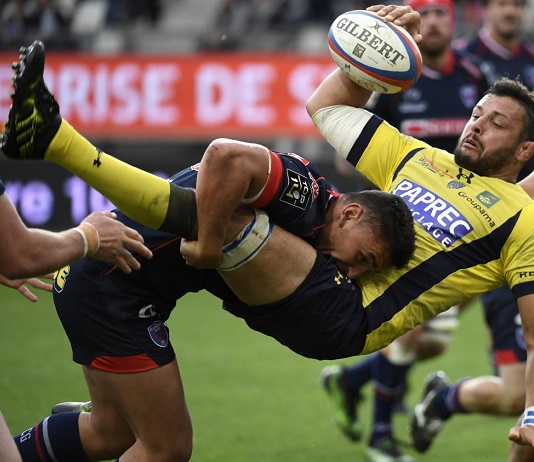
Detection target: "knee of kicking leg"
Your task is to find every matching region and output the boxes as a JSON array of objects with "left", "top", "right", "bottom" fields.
[
  {"left": 140, "top": 415, "right": 193, "bottom": 462},
  {"left": 81, "top": 412, "right": 135, "bottom": 458},
  {"left": 415, "top": 307, "right": 460, "bottom": 360},
  {"left": 499, "top": 393, "right": 525, "bottom": 416},
  {"left": 147, "top": 438, "right": 193, "bottom": 462}
]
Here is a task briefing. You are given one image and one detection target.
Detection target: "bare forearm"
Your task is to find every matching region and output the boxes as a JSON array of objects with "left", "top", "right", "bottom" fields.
[
  {"left": 2, "top": 227, "right": 83, "bottom": 279},
  {"left": 306, "top": 69, "right": 373, "bottom": 117}
]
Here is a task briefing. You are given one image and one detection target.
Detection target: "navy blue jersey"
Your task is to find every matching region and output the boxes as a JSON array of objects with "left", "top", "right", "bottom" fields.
[
  {"left": 198, "top": 151, "right": 338, "bottom": 245},
  {"left": 103, "top": 151, "right": 339, "bottom": 318},
  {"left": 369, "top": 49, "right": 491, "bottom": 152},
  {"left": 53, "top": 151, "right": 361, "bottom": 371},
  {"left": 455, "top": 29, "right": 534, "bottom": 89}
]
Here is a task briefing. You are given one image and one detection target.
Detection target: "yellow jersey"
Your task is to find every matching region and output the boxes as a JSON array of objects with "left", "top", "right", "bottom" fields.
[{"left": 313, "top": 105, "right": 534, "bottom": 353}]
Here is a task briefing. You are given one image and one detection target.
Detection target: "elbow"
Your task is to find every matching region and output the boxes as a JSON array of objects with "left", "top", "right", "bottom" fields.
[
  {"left": 305, "top": 96, "right": 319, "bottom": 119},
  {"left": 205, "top": 138, "right": 245, "bottom": 167}
]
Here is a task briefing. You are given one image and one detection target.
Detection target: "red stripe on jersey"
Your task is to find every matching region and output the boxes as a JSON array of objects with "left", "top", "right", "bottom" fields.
[
  {"left": 494, "top": 349, "right": 520, "bottom": 365},
  {"left": 90, "top": 354, "right": 159, "bottom": 372},
  {"left": 247, "top": 151, "right": 283, "bottom": 209},
  {"left": 33, "top": 422, "right": 46, "bottom": 461}
]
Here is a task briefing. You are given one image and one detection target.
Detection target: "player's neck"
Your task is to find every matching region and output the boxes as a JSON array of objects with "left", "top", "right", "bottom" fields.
[
  {"left": 421, "top": 48, "right": 452, "bottom": 73},
  {"left": 487, "top": 27, "right": 520, "bottom": 52}
]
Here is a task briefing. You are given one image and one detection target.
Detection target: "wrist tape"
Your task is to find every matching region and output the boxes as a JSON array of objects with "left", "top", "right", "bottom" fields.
[
  {"left": 75, "top": 222, "right": 101, "bottom": 257},
  {"left": 218, "top": 209, "right": 273, "bottom": 271},
  {"left": 521, "top": 407, "right": 534, "bottom": 427}
]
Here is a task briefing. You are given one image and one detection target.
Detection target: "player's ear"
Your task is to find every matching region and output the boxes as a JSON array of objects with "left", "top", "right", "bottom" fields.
[
  {"left": 341, "top": 203, "right": 364, "bottom": 224},
  {"left": 517, "top": 140, "right": 534, "bottom": 163}
]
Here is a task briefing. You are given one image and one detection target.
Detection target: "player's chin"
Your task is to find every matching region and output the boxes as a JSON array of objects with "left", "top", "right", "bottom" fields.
[{"left": 454, "top": 149, "right": 478, "bottom": 171}]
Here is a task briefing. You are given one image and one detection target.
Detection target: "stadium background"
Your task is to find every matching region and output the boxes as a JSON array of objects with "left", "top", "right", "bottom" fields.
[{"left": 0, "top": 0, "right": 532, "bottom": 460}]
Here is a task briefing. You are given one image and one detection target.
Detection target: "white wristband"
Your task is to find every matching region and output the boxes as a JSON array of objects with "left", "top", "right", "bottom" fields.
[
  {"left": 73, "top": 227, "right": 89, "bottom": 258},
  {"left": 521, "top": 407, "right": 534, "bottom": 427}
]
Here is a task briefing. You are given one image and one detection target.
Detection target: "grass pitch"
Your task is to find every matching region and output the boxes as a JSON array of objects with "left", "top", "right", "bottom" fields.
[{"left": 0, "top": 285, "right": 515, "bottom": 461}]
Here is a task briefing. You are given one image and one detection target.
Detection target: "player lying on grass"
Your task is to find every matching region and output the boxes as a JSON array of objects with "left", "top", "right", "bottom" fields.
[{"left": 4, "top": 4, "right": 534, "bottom": 459}]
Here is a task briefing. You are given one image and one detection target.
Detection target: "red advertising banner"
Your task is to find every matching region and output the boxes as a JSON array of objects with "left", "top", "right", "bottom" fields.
[{"left": 0, "top": 52, "right": 336, "bottom": 140}]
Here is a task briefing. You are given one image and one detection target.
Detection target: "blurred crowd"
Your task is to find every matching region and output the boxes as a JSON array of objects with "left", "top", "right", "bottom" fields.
[
  {"left": 0, "top": 0, "right": 162, "bottom": 50},
  {"left": 0, "top": 0, "right": 533, "bottom": 52}
]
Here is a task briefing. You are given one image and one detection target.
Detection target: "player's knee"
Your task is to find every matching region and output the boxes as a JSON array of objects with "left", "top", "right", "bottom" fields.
[
  {"left": 82, "top": 411, "right": 135, "bottom": 458},
  {"left": 499, "top": 393, "right": 525, "bottom": 416},
  {"left": 414, "top": 340, "right": 448, "bottom": 360},
  {"left": 150, "top": 438, "right": 193, "bottom": 462},
  {"left": 415, "top": 306, "right": 460, "bottom": 360},
  {"left": 144, "top": 413, "right": 193, "bottom": 462}
]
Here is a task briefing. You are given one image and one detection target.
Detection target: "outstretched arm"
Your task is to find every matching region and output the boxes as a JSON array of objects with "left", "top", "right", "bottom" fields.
[
  {"left": 0, "top": 194, "right": 152, "bottom": 280},
  {"left": 306, "top": 67, "right": 373, "bottom": 117}
]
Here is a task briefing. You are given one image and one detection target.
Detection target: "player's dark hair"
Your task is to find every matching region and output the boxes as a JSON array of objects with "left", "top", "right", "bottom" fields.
[
  {"left": 486, "top": 77, "right": 534, "bottom": 142},
  {"left": 342, "top": 190, "right": 415, "bottom": 269}
]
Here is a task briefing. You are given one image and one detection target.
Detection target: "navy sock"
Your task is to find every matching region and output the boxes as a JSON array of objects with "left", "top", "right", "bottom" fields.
[
  {"left": 14, "top": 412, "right": 88, "bottom": 461},
  {"left": 370, "top": 353, "right": 412, "bottom": 442},
  {"left": 432, "top": 380, "right": 469, "bottom": 418},
  {"left": 343, "top": 352, "right": 378, "bottom": 393}
]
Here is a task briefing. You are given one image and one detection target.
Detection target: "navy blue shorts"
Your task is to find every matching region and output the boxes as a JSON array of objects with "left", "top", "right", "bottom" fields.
[
  {"left": 481, "top": 285, "right": 526, "bottom": 366},
  {"left": 53, "top": 236, "right": 217, "bottom": 372}
]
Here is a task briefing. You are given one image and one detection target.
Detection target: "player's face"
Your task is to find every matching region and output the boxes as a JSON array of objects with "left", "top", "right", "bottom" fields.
[
  {"left": 454, "top": 94, "right": 527, "bottom": 176},
  {"left": 325, "top": 224, "right": 390, "bottom": 279},
  {"left": 418, "top": 8, "right": 453, "bottom": 56},
  {"left": 485, "top": 0, "right": 524, "bottom": 40}
]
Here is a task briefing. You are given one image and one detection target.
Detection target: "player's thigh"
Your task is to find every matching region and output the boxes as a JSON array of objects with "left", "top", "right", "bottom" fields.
[
  {"left": 498, "top": 362, "right": 526, "bottom": 415},
  {"left": 220, "top": 223, "right": 318, "bottom": 305}
]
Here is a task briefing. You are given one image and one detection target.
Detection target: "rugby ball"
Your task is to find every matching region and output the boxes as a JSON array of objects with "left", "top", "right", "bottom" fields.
[{"left": 328, "top": 10, "right": 422, "bottom": 94}]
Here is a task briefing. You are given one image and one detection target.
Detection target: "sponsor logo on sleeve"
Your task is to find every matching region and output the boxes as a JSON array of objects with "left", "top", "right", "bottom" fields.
[{"left": 281, "top": 169, "right": 311, "bottom": 210}]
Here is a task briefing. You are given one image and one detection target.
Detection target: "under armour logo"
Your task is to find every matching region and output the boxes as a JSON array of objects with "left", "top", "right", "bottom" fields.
[
  {"left": 334, "top": 271, "right": 345, "bottom": 285},
  {"left": 456, "top": 168, "right": 474, "bottom": 184},
  {"left": 93, "top": 148, "right": 102, "bottom": 167}
]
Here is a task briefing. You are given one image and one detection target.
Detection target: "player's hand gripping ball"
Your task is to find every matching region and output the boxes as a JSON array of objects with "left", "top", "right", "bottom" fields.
[{"left": 328, "top": 10, "right": 422, "bottom": 94}]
